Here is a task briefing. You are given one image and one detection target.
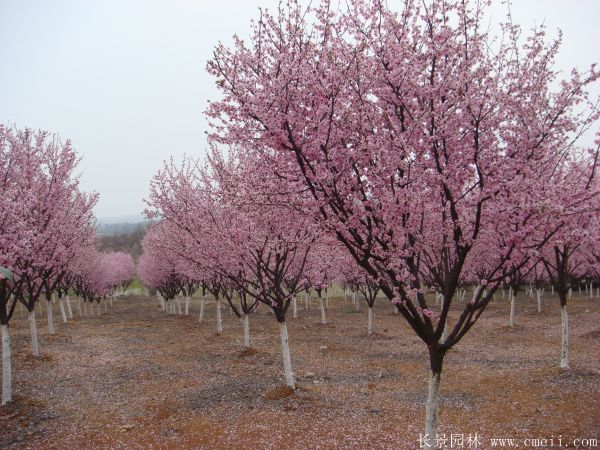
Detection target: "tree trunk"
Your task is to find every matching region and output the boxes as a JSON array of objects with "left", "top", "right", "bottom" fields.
[
  {"left": 368, "top": 306, "right": 374, "bottom": 335},
  {"left": 509, "top": 293, "right": 516, "bottom": 327},
  {"left": 424, "top": 371, "right": 441, "bottom": 448},
  {"left": 292, "top": 295, "right": 297, "bottom": 319},
  {"left": 29, "top": 310, "right": 39, "bottom": 356},
  {"left": 560, "top": 304, "right": 569, "bottom": 368},
  {"left": 1, "top": 324, "right": 12, "bottom": 405},
  {"left": 241, "top": 314, "right": 250, "bottom": 349},
  {"left": 536, "top": 289, "right": 542, "bottom": 313},
  {"left": 59, "top": 296, "right": 68, "bottom": 323},
  {"left": 216, "top": 300, "right": 222, "bottom": 334},
  {"left": 185, "top": 296, "right": 190, "bottom": 316},
  {"left": 47, "top": 300, "right": 55, "bottom": 334},
  {"left": 199, "top": 295, "right": 205, "bottom": 323},
  {"left": 66, "top": 296, "right": 73, "bottom": 319},
  {"left": 279, "top": 321, "right": 295, "bottom": 389},
  {"left": 424, "top": 349, "right": 444, "bottom": 448},
  {"left": 319, "top": 294, "right": 326, "bottom": 325},
  {"left": 176, "top": 297, "right": 182, "bottom": 315}
]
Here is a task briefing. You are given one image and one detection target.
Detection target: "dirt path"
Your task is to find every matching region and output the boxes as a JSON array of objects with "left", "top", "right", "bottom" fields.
[{"left": 1, "top": 294, "right": 599, "bottom": 448}]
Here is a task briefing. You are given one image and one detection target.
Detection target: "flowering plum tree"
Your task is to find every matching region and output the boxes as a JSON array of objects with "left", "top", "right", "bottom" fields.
[
  {"left": 207, "top": 0, "right": 600, "bottom": 440},
  {"left": 538, "top": 158, "right": 600, "bottom": 368},
  {"left": 146, "top": 148, "right": 317, "bottom": 388}
]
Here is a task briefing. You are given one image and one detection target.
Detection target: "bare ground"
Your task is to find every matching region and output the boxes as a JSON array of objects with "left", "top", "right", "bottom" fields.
[{"left": 1, "top": 291, "right": 599, "bottom": 449}]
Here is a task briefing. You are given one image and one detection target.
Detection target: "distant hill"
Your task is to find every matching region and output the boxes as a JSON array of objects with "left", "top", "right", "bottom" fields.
[
  {"left": 96, "top": 216, "right": 156, "bottom": 258},
  {"left": 96, "top": 221, "right": 148, "bottom": 236},
  {"left": 97, "top": 213, "right": 146, "bottom": 227}
]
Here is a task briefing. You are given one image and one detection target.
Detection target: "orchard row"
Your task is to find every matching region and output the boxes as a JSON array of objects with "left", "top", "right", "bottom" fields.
[{"left": 0, "top": 126, "right": 136, "bottom": 405}]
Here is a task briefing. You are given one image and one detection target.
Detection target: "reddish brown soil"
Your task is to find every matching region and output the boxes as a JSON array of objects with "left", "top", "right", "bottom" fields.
[{"left": 1, "top": 292, "right": 599, "bottom": 449}]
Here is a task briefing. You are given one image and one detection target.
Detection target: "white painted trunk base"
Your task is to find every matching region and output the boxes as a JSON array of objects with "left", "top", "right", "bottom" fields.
[
  {"left": 199, "top": 296, "right": 205, "bottom": 323},
  {"left": 216, "top": 301, "right": 222, "bottom": 334},
  {"left": 242, "top": 314, "right": 250, "bottom": 348},
  {"left": 47, "top": 300, "right": 55, "bottom": 334},
  {"left": 29, "top": 311, "right": 39, "bottom": 356},
  {"left": 319, "top": 297, "right": 326, "bottom": 325},
  {"left": 509, "top": 294, "right": 516, "bottom": 327},
  {"left": 279, "top": 322, "right": 295, "bottom": 389},
  {"left": 536, "top": 289, "right": 542, "bottom": 313},
  {"left": 368, "top": 306, "right": 373, "bottom": 335},
  {"left": 185, "top": 297, "right": 190, "bottom": 316},
  {"left": 59, "top": 297, "right": 68, "bottom": 323},
  {"left": 292, "top": 295, "right": 298, "bottom": 319},
  {"left": 66, "top": 296, "right": 73, "bottom": 319},
  {"left": 560, "top": 305, "right": 569, "bottom": 368},
  {"left": 176, "top": 297, "right": 182, "bottom": 315},
  {"left": 424, "top": 372, "right": 441, "bottom": 448},
  {"left": 2, "top": 324, "right": 12, "bottom": 405}
]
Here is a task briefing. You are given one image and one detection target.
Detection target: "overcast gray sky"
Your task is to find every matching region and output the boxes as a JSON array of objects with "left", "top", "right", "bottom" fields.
[{"left": 1, "top": 0, "right": 599, "bottom": 220}]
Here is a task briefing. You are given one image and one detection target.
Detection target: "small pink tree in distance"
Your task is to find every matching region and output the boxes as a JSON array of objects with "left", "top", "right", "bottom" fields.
[
  {"left": 303, "top": 236, "right": 345, "bottom": 325},
  {"left": 138, "top": 224, "right": 187, "bottom": 312},
  {"left": 103, "top": 252, "right": 136, "bottom": 297},
  {"left": 207, "top": 0, "right": 600, "bottom": 440}
]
